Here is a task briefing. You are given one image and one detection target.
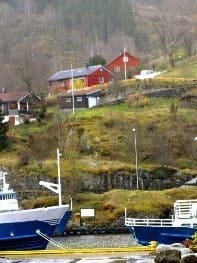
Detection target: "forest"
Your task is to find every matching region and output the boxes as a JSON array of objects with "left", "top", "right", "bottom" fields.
[{"left": 0, "top": 0, "right": 196, "bottom": 94}]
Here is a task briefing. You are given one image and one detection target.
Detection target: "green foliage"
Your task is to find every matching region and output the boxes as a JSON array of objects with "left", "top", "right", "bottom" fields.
[
  {"left": 126, "top": 93, "right": 150, "bottom": 108},
  {"left": 89, "top": 54, "right": 107, "bottom": 66},
  {"left": 169, "top": 102, "right": 178, "bottom": 121}
]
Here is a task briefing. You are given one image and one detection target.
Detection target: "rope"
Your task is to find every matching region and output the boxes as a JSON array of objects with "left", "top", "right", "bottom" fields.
[{"left": 36, "top": 230, "right": 67, "bottom": 250}]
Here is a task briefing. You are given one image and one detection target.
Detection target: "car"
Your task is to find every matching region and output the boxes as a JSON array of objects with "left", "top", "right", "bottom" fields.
[{"left": 134, "top": 69, "right": 164, "bottom": 79}]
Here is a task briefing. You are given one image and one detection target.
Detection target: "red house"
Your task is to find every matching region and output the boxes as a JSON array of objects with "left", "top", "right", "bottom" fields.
[
  {"left": 47, "top": 64, "right": 113, "bottom": 93},
  {"left": 107, "top": 50, "right": 140, "bottom": 77}
]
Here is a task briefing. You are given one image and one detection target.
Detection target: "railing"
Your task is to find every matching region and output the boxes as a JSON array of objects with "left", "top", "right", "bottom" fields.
[
  {"left": 174, "top": 200, "right": 197, "bottom": 219},
  {"left": 125, "top": 218, "right": 174, "bottom": 227},
  {"left": 8, "top": 109, "right": 33, "bottom": 115}
]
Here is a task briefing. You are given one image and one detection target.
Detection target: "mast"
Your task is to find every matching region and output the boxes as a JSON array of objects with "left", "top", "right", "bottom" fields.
[{"left": 39, "top": 148, "right": 62, "bottom": 206}]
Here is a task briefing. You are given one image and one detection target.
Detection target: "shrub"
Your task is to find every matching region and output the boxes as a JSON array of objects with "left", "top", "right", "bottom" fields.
[
  {"left": 126, "top": 93, "right": 150, "bottom": 108},
  {"left": 45, "top": 95, "right": 57, "bottom": 107}
]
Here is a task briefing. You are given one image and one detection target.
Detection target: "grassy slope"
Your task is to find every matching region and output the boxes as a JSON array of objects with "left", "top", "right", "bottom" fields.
[
  {"left": 160, "top": 56, "right": 197, "bottom": 79},
  {"left": 1, "top": 62, "right": 197, "bottom": 224}
]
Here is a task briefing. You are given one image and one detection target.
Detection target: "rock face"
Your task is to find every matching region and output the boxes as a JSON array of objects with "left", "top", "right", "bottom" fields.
[
  {"left": 181, "top": 254, "right": 197, "bottom": 263},
  {"left": 7, "top": 165, "right": 196, "bottom": 196}
]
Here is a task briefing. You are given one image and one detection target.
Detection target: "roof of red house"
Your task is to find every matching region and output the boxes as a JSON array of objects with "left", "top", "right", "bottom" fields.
[
  {"left": 0, "top": 92, "right": 25, "bottom": 102},
  {"left": 59, "top": 87, "right": 103, "bottom": 97},
  {"left": 47, "top": 65, "right": 113, "bottom": 82},
  {"left": 107, "top": 51, "right": 140, "bottom": 67}
]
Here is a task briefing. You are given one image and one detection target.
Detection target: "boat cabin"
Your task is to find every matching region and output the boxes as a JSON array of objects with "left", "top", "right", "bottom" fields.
[{"left": 0, "top": 171, "right": 19, "bottom": 211}]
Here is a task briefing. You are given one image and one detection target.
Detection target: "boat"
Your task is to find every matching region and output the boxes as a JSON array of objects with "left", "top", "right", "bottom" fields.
[
  {"left": 0, "top": 169, "right": 69, "bottom": 250},
  {"left": 125, "top": 199, "right": 197, "bottom": 245}
]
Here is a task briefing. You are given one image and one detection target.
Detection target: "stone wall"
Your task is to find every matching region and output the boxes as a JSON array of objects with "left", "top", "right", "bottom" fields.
[{"left": 100, "top": 84, "right": 196, "bottom": 105}]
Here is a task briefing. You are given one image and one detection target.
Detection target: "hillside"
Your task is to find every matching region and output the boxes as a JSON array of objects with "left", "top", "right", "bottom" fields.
[
  {"left": 161, "top": 56, "right": 197, "bottom": 79},
  {"left": 1, "top": 87, "right": 197, "bottom": 224},
  {"left": 0, "top": 0, "right": 196, "bottom": 226}
]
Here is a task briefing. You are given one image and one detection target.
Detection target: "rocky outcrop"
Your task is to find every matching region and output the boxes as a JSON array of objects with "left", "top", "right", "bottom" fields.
[
  {"left": 155, "top": 243, "right": 197, "bottom": 263},
  {"left": 155, "top": 250, "right": 181, "bottom": 263},
  {"left": 7, "top": 165, "right": 196, "bottom": 197},
  {"left": 75, "top": 166, "right": 195, "bottom": 193}
]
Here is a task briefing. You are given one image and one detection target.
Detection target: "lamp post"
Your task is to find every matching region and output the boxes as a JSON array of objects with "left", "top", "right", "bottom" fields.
[{"left": 132, "top": 128, "right": 139, "bottom": 190}]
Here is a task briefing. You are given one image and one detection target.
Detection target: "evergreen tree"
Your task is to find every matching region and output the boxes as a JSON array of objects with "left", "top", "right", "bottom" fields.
[
  {"left": 0, "top": 101, "right": 9, "bottom": 150},
  {"left": 89, "top": 54, "right": 106, "bottom": 66}
]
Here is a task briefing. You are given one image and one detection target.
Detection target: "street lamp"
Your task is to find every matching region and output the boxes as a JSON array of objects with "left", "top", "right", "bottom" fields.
[{"left": 132, "top": 128, "right": 139, "bottom": 190}]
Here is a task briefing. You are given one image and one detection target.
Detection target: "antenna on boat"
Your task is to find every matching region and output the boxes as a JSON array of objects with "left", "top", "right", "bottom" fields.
[
  {"left": 57, "top": 148, "right": 62, "bottom": 206},
  {"left": 39, "top": 148, "right": 62, "bottom": 206}
]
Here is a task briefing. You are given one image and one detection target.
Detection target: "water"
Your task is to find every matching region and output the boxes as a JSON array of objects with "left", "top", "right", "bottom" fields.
[{"left": 2, "top": 234, "right": 155, "bottom": 263}]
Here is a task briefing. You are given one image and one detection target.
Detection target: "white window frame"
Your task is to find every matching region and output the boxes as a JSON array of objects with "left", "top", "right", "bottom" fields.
[
  {"left": 114, "top": 66, "right": 120, "bottom": 72},
  {"left": 76, "top": 96, "right": 83, "bottom": 102},
  {"left": 98, "top": 77, "right": 105, "bottom": 83},
  {"left": 66, "top": 97, "right": 72, "bottom": 102}
]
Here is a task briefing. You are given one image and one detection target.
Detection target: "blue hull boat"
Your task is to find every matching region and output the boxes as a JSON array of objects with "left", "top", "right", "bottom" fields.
[
  {"left": 0, "top": 170, "right": 70, "bottom": 250},
  {"left": 125, "top": 199, "right": 197, "bottom": 245},
  {"left": 54, "top": 210, "right": 72, "bottom": 235},
  {"left": 129, "top": 226, "right": 196, "bottom": 245}
]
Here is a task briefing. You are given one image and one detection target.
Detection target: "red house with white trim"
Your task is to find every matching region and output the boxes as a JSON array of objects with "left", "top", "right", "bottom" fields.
[
  {"left": 47, "top": 64, "right": 113, "bottom": 93},
  {"left": 107, "top": 51, "right": 140, "bottom": 76}
]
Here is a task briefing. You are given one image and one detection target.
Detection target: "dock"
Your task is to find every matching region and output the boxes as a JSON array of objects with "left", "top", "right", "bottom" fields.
[{"left": 0, "top": 241, "right": 157, "bottom": 257}]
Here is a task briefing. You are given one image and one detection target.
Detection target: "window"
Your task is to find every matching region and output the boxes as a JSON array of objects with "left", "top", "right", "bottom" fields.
[
  {"left": 76, "top": 96, "right": 83, "bottom": 102},
  {"left": 114, "top": 67, "right": 120, "bottom": 72},
  {"left": 8, "top": 102, "right": 17, "bottom": 110},
  {"left": 98, "top": 77, "right": 104, "bottom": 83},
  {"left": 123, "top": 56, "right": 128, "bottom": 62},
  {"left": 66, "top": 97, "right": 71, "bottom": 102},
  {"left": 20, "top": 103, "right": 27, "bottom": 110}
]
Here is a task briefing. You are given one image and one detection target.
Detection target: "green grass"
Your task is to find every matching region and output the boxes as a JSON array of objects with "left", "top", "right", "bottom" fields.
[
  {"left": 22, "top": 187, "right": 197, "bottom": 225},
  {"left": 161, "top": 57, "right": 197, "bottom": 79}
]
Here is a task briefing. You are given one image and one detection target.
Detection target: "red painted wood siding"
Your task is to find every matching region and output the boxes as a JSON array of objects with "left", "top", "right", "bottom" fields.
[
  {"left": 85, "top": 68, "right": 112, "bottom": 87},
  {"left": 107, "top": 52, "right": 140, "bottom": 72}
]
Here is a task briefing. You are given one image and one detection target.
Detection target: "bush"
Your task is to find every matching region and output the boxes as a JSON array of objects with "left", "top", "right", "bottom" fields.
[
  {"left": 45, "top": 95, "right": 57, "bottom": 107},
  {"left": 126, "top": 93, "right": 150, "bottom": 108}
]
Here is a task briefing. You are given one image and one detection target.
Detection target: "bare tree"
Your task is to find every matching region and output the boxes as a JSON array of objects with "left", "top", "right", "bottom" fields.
[
  {"left": 151, "top": 3, "right": 183, "bottom": 67},
  {"left": 13, "top": 42, "right": 49, "bottom": 95},
  {"left": 152, "top": 13, "right": 181, "bottom": 67}
]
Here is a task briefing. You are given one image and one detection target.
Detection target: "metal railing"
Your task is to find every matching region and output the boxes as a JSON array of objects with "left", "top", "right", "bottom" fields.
[{"left": 125, "top": 218, "right": 174, "bottom": 227}]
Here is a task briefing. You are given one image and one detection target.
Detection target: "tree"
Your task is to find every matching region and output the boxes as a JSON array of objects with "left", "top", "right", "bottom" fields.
[
  {"left": 170, "top": 102, "right": 178, "bottom": 121},
  {"left": 151, "top": 3, "right": 183, "bottom": 67},
  {"left": 0, "top": 101, "right": 9, "bottom": 151},
  {"left": 88, "top": 54, "right": 106, "bottom": 66}
]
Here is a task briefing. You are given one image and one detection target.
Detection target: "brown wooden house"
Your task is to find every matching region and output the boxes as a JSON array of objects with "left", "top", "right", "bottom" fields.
[{"left": 0, "top": 91, "right": 41, "bottom": 125}]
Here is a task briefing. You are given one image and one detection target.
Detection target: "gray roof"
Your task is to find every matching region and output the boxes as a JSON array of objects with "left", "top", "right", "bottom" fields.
[{"left": 47, "top": 65, "right": 112, "bottom": 82}]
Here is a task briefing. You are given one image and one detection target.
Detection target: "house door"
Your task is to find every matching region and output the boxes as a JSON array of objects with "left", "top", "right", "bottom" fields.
[{"left": 88, "top": 97, "right": 97, "bottom": 108}]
